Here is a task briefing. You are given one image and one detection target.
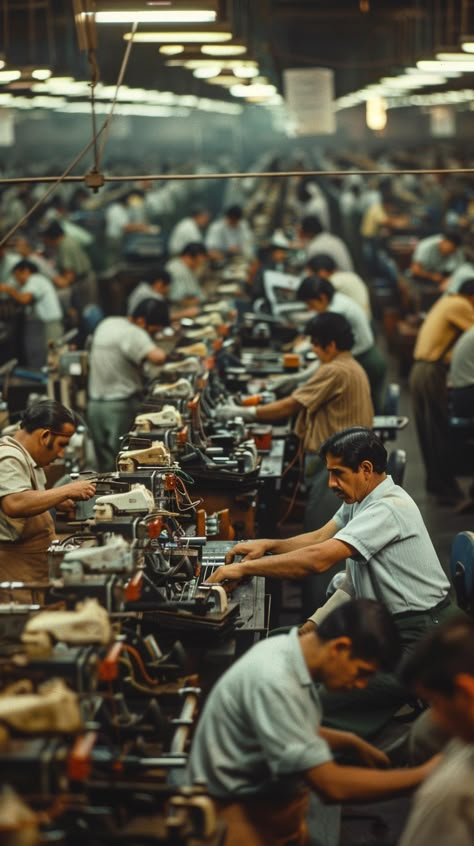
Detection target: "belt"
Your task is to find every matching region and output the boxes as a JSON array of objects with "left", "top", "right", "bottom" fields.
[
  {"left": 393, "top": 594, "right": 451, "bottom": 621},
  {"left": 89, "top": 393, "right": 141, "bottom": 403}
]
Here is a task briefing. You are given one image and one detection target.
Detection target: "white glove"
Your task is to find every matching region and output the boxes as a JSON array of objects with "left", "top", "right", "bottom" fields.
[{"left": 215, "top": 404, "right": 257, "bottom": 422}]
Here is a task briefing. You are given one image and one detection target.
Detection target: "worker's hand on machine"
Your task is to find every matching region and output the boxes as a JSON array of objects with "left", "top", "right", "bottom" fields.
[
  {"left": 203, "top": 561, "right": 246, "bottom": 585},
  {"left": 225, "top": 539, "right": 272, "bottom": 564},
  {"left": 214, "top": 402, "right": 256, "bottom": 422},
  {"left": 60, "top": 479, "right": 97, "bottom": 501}
]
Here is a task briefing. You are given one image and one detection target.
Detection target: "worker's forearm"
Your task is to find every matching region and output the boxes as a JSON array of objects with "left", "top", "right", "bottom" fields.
[
  {"left": 255, "top": 398, "right": 301, "bottom": 422},
  {"left": 310, "top": 762, "right": 429, "bottom": 803},
  {"left": 319, "top": 728, "right": 360, "bottom": 751},
  {"left": 270, "top": 527, "right": 335, "bottom": 554},
  {"left": 2, "top": 487, "right": 74, "bottom": 518},
  {"left": 241, "top": 546, "right": 332, "bottom": 579}
]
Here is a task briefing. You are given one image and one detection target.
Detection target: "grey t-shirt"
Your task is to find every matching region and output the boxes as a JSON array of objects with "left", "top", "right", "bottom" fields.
[
  {"left": 413, "top": 235, "right": 464, "bottom": 276},
  {"left": 187, "top": 628, "right": 332, "bottom": 799},
  {"left": 127, "top": 283, "right": 163, "bottom": 316},
  {"left": 88, "top": 317, "right": 155, "bottom": 400},
  {"left": 329, "top": 290, "right": 374, "bottom": 355},
  {"left": 332, "top": 477, "right": 450, "bottom": 614}
]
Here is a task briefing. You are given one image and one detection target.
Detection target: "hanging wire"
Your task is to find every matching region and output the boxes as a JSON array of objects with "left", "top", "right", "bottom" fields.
[{"left": 96, "top": 20, "right": 138, "bottom": 168}]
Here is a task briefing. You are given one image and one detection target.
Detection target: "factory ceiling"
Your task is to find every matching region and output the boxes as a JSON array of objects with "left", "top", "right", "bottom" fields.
[{"left": 1, "top": 1, "right": 473, "bottom": 108}]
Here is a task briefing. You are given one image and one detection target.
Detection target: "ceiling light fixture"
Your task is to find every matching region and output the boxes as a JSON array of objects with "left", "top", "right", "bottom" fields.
[
  {"left": 193, "top": 65, "right": 221, "bottom": 78},
  {"left": 124, "top": 31, "right": 232, "bottom": 43},
  {"left": 231, "top": 82, "right": 276, "bottom": 98},
  {"left": 206, "top": 74, "right": 238, "bottom": 86},
  {"left": 418, "top": 59, "right": 474, "bottom": 71},
  {"left": 201, "top": 44, "right": 246, "bottom": 56},
  {"left": 0, "top": 70, "right": 21, "bottom": 83},
  {"left": 233, "top": 65, "right": 259, "bottom": 78},
  {"left": 95, "top": 10, "right": 216, "bottom": 24},
  {"left": 159, "top": 45, "right": 184, "bottom": 55},
  {"left": 462, "top": 40, "right": 474, "bottom": 53}
]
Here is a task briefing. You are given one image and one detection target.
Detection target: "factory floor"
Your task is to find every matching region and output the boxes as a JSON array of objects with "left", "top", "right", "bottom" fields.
[{"left": 274, "top": 345, "right": 473, "bottom": 846}]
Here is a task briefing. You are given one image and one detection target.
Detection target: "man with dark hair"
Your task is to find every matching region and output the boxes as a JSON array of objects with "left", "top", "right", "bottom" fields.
[
  {"left": 205, "top": 205, "right": 255, "bottom": 261},
  {"left": 43, "top": 220, "right": 97, "bottom": 313},
  {"left": 398, "top": 618, "right": 474, "bottom": 846},
  {"left": 298, "top": 214, "right": 354, "bottom": 272},
  {"left": 410, "top": 229, "right": 465, "bottom": 289},
  {"left": 215, "top": 313, "right": 373, "bottom": 562},
  {"left": 297, "top": 274, "right": 386, "bottom": 412},
  {"left": 87, "top": 298, "right": 169, "bottom": 471},
  {"left": 187, "top": 599, "right": 437, "bottom": 846},
  {"left": 306, "top": 253, "right": 372, "bottom": 317},
  {"left": 165, "top": 242, "right": 208, "bottom": 305},
  {"left": 0, "top": 259, "right": 64, "bottom": 366},
  {"left": 168, "top": 207, "right": 210, "bottom": 256},
  {"left": 207, "top": 426, "right": 461, "bottom": 735},
  {"left": 126, "top": 267, "right": 171, "bottom": 316},
  {"left": 0, "top": 399, "right": 96, "bottom": 599},
  {"left": 409, "top": 279, "right": 474, "bottom": 503}
]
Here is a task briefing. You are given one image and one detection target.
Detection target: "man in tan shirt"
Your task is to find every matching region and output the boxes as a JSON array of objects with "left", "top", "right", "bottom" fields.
[
  {"left": 216, "top": 312, "right": 373, "bottom": 610},
  {"left": 409, "top": 278, "right": 474, "bottom": 502}
]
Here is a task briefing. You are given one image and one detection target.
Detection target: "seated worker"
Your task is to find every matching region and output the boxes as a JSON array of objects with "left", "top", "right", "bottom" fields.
[
  {"left": 248, "top": 230, "right": 294, "bottom": 302},
  {"left": 398, "top": 617, "right": 474, "bottom": 846},
  {"left": 206, "top": 427, "right": 462, "bottom": 737},
  {"left": 187, "top": 599, "right": 438, "bottom": 846},
  {"left": 409, "top": 279, "right": 474, "bottom": 503},
  {"left": 298, "top": 214, "right": 354, "bottom": 273},
  {"left": 410, "top": 230, "right": 465, "bottom": 290},
  {"left": 0, "top": 259, "right": 64, "bottom": 366},
  {"left": 205, "top": 204, "right": 255, "bottom": 262},
  {"left": 165, "top": 242, "right": 208, "bottom": 307},
  {"left": 126, "top": 266, "right": 199, "bottom": 322},
  {"left": 167, "top": 207, "right": 210, "bottom": 256},
  {"left": 298, "top": 275, "right": 387, "bottom": 412},
  {"left": 87, "top": 298, "right": 169, "bottom": 472},
  {"left": 42, "top": 220, "right": 97, "bottom": 314},
  {"left": 305, "top": 253, "right": 372, "bottom": 319},
  {"left": 216, "top": 313, "right": 373, "bottom": 610},
  {"left": 0, "top": 399, "right": 96, "bottom": 601}
]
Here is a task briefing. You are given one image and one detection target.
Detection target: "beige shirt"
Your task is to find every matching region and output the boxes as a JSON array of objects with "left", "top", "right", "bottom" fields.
[
  {"left": 360, "top": 202, "right": 387, "bottom": 238},
  {"left": 413, "top": 295, "right": 474, "bottom": 363},
  {"left": 292, "top": 352, "right": 374, "bottom": 453},
  {"left": 0, "top": 436, "right": 46, "bottom": 542}
]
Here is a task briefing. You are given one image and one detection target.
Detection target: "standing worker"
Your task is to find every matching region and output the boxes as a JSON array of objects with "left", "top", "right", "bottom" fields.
[{"left": 0, "top": 399, "right": 96, "bottom": 601}]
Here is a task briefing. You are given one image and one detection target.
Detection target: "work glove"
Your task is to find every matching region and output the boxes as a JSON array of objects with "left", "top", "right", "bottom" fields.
[{"left": 215, "top": 403, "right": 257, "bottom": 422}]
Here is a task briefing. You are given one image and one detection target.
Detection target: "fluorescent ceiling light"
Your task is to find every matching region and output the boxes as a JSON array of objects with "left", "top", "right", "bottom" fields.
[
  {"left": 159, "top": 45, "right": 184, "bottom": 55},
  {"left": 124, "top": 31, "right": 232, "bottom": 43},
  {"left": 201, "top": 44, "right": 246, "bottom": 56},
  {"left": 178, "top": 58, "right": 256, "bottom": 69},
  {"left": 31, "top": 68, "right": 52, "bottom": 80},
  {"left": 193, "top": 66, "right": 221, "bottom": 78},
  {"left": 436, "top": 52, "right": 473, "bottom": 61},
  {"left": 0, "top": 70, "right": 21, "bottom": 82},
  {"left": 461, "top": 41, "right": 474, "bottom": 53},
  {"left": 418, "top": 59, "right": 474, "bottom": 71},
  {"left": 96, "top": 11, "right": 216, "bottom": 24},
  {"left": 231, "top": 82, "right": 276, "bottom": 97},
  {"left": 206, "top": 74, "right": 238, "bottom": 86},
  {"left": 0, "top": 58, "right": 5, "bottom": 70},
  {"left": 233, "top": 65, "right": 259, "bottom": 78},
  {"left": 405, "top": 66, "right": 461, "bottom": 78}
]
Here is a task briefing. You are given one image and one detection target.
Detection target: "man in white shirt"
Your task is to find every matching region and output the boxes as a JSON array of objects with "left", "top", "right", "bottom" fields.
[
  {"left": 306, "top": 253, "right": 372, "bottom": 318},
  {"left": 167, "top": 207, "right": 209, "bottom": 256},
  {"left": 205, "top": 205, "right": 255, "bottom": 262},
  {"left": 299, "top": 215, "right": 354, "bottom": 273},
  {"left": 0, "top": 259, "right": 64, "bottom": 365}
]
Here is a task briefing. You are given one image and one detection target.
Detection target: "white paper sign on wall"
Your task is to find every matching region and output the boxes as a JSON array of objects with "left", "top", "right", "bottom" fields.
[{"left": 283, "top": 67, "right": 336, "bottom": 136}]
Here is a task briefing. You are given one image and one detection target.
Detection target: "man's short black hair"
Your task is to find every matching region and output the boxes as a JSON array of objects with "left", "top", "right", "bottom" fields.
[
  {"left": 131, "top": 297, "right": 170, "bottom": 327},
  {"left": 141, "top": 267, "right": 171, "bottom": 286},
  {"left": 20, "top": 399, "right": 76, "bottom": 433},
  {"left": 317, "top": 599, "right": 402, "bottom": 672},
  {"left": 319, "top": 426, "right": 388, "bottom": 473},
  {"left": 43, "top": 221, "right": 64, "bottom": 240},
  {"left": 225, "top": 205, "right": 243, "bottom": 220},
  {"left": 180, "top": 242, "right": 207, "bottom": 258},
  {"left": 441, "top": 230, "right": 463, "bottom": 247},
  {"left": 306, "top": 254, "right": 337, "bottom": 274},
  {"left": 300, "top": 215, "right": 324, "bottom": 237},
  {"left": 12, "top": 259, "right": 38, "bottom": 275},
  {"left": 305, "top": 312, "right": 354, "bottom": 351},
  {"left": 458, "top": 278, "right": 474, "bottom": 296},
  {"left": 298, "top": 275, "right": 335, "bottom": 303},
  {"left": 401, "top": 617, "right": 474, "bottom": 696}
]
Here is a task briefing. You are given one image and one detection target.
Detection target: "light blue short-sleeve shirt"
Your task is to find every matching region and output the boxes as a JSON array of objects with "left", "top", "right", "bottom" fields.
[
  {"left": 187, "top": 628, "right": 332, "bottom": 798},
  {"left": 332, "top": 477, "right": 450, "bottom": 614}
]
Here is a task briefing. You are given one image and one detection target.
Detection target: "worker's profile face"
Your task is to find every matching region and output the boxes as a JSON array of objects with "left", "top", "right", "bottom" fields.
[
  {"left": 420, "top": 680, "right": 474, "bottom": 743},
  {"left": 439, "top": 239, "right": 456, "bottom": 255},
  {"left": 325, "top": 453, "right": 372, "bottom": 503},
  {"left": 38, "top": 423, "right": 75, "bottom": 465},
  {"left": 321, "top": 641, "right": 378, "bottom": 691},
  {"left": 311, "top": 340, "right": 337, "bottom": 364}
]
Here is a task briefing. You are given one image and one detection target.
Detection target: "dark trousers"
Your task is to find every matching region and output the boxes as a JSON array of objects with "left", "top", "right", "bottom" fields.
[{"left": 409, "top": 360, "right": 458, "bottom": 493}]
